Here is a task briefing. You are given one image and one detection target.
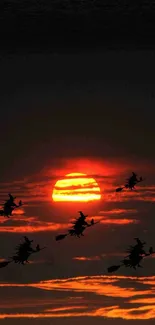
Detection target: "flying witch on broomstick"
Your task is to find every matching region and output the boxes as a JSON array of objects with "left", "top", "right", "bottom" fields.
[
  {"left": 116, "top": 172, "right": 144, "bottom": 192},
  {"left": 0, "top": 236, "right": 46, "bottom": 268},
  {"left": 107, "top": 238, "right": 154, "bottom": 273},
  {"left": 0, "top": 193, "right": 23, "bottom": 218},
  {"left": 55, "top": 211, "right": 100, "bottom": 241}
]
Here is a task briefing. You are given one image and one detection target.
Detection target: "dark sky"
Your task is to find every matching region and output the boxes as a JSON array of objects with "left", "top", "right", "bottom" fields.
[
  {"left": 0, "top": 51, "right": 155, "bottom": 180},
  {"left": 1, "top": 0, "right": 155, "bottom": 52},
  {"left": 0, "top": 1, "right": 155, "bottom": 323}
]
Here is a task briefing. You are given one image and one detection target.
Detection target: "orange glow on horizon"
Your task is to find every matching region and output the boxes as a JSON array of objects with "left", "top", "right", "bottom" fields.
[{"left": 52, "top": 173, "right": 101, "bottom": 202}]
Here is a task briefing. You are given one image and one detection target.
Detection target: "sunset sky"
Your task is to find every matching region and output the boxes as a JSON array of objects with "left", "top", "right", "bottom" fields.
[{"left": 1, "top": 1, "right": 155, "bottom": 324}]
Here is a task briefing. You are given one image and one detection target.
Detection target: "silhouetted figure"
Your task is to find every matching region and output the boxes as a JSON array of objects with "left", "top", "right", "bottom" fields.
[
  {"left": 68, "top": 212, "right": 100, "bottom": 238},
  {"left": 121, "top": 255, "right": 143, "bottom": 269},
  {"left": 123, "top": 237, "right": 148, "bottom": 269},
  {"left": 126, "top": 238, "right": 146, "bottom": 257},
  {"left": 76, "top": 211, "right": 89, "bottom": 226},
  {"left": 12, "top": 237, "right": 34, "bottom": 264},
  {"left": 55, "top": 212, "right": 99, "bottom": 241},
  {"left": 11, "top": 237, "right": 45, "bottom": 265},
  {"left": 24, "top": 236, "right": 33, "bottom": 245},
  {"left": 107, "top": 238, "right": 153, "bottom": 273},
  {"left": 0, "top": 194, "right": 23, "bottom": 218},
  {"left": 116, "top": 172, "right": 144, "bottom": 192},
  {"left": 69, "top": 225, "right": 86, "bottom": 238},
  {"left": 0, "top": 238, "right": 45, "bottom": 269},
  {"left": 125, "top": 172, "right": 139, "bottom": 190},
  {"left": 2, "top": 205, "right": 14, "bottom": 218},
  {"left": 134, "top": 237, "right": 145, "bottom": 245},
  {"left": 121, "top": 238, "right": 146, "bottom": 268},
  {"left": 7, "top": 194, "right": 18, "bottom": 207},
  {"left": 69, "top": 211, "right": 89, "bottom": 237}
]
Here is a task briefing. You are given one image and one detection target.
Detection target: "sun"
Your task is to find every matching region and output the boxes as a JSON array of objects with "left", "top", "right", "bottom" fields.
[{"left": 52, "top": 173, "right": 101, "bottom": 202}]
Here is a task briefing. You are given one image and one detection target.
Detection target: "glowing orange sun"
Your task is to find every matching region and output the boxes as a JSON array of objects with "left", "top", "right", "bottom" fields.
[{"left": 52, "top": 173, "right": 101, "bottom": 202}]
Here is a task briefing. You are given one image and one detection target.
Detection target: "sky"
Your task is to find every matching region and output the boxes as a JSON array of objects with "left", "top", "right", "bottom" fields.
[{"left": 1, "top": 1, "right": 155, "bottom": 324}]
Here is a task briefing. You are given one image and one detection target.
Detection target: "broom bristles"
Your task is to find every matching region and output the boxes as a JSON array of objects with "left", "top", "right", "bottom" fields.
[
  {"left": 107, "top": 264, "right": 121, "bottom": 273},
  {"left": 55, "top": 234, "right": 68, "bottom": 241}
]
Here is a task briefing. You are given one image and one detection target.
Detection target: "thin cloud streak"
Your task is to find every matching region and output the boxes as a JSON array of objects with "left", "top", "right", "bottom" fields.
[
  {"left": 73, "top": 256, "right": 101, "bottom": 261},
  {"left": 45, "top": 306, "right": 88, "bottom": 312},
  {"left": 100, "top": 218, "right": 138, "bottom": 225},
  {"left": 72, "top": 253, "right": 127, "bottom": 260},
  {"left": 0, "top": 222, "right": 67, "bottom": 233},
  {"left": 99, "top": 209, "right": 138, "bottom": 215}
]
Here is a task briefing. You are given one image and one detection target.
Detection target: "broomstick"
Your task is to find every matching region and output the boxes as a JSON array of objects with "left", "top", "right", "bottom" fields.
[
  {"left": 107, "top": 264, "right": 123, "bottom": 273},
  {"left": 55, "top": 234, "right": 68, "bottom": 241}
]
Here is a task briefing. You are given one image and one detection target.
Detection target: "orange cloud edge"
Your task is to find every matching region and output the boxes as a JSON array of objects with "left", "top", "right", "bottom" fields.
[{"left": 1, "top": 275, "right": 155, "bottom": 320}]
